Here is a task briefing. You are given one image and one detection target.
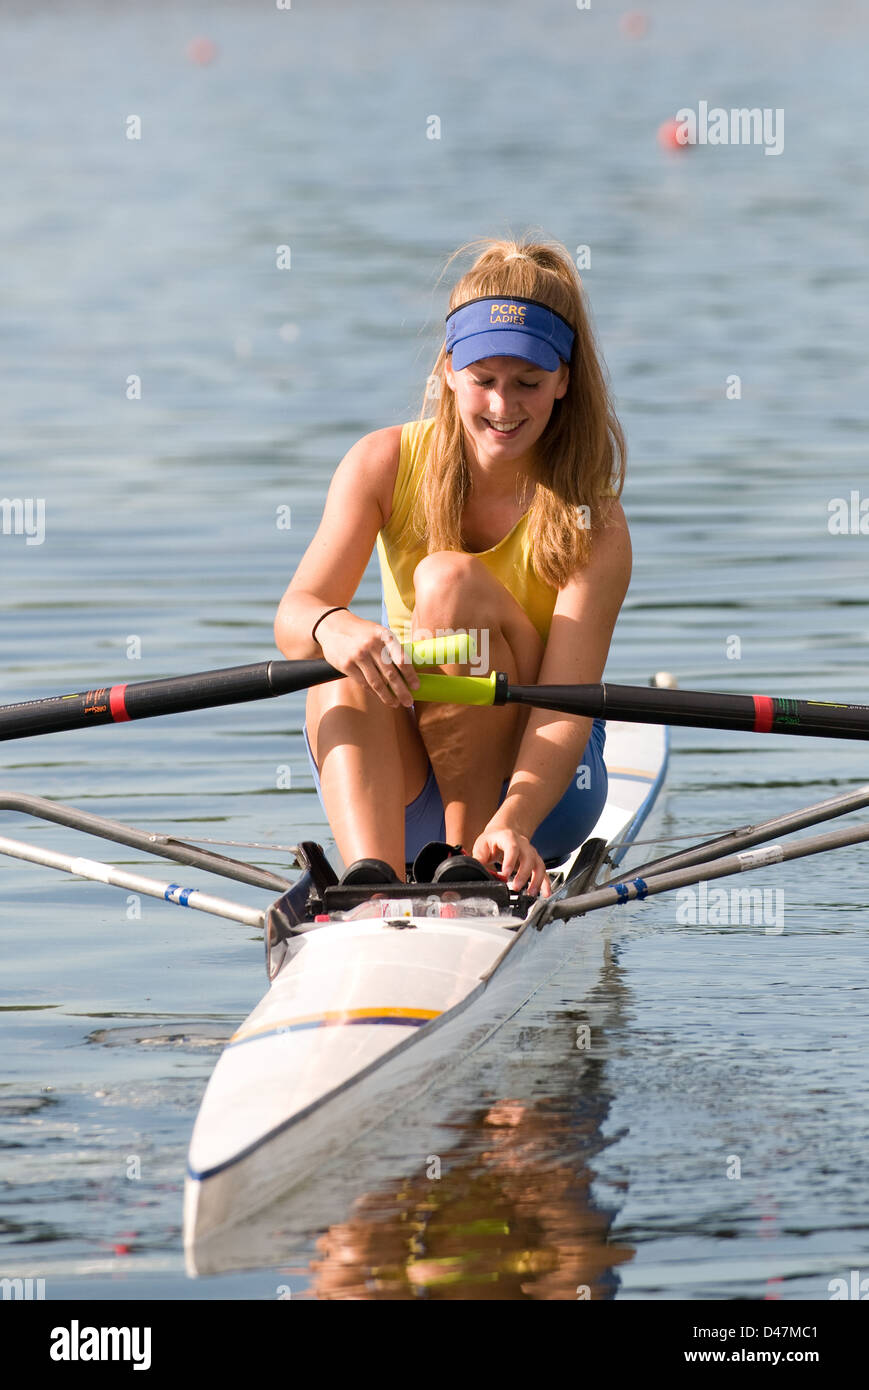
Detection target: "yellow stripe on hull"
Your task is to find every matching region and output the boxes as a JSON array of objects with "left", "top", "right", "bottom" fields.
[{"left": 230, "top": 1006, "right": 442, "bottom": 1046}]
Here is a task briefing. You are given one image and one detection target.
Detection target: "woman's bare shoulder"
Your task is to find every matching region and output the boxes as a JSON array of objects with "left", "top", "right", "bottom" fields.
[
  {"left": 337, "top": 424, "right": 403, "bottom": 526},
  {"left": 340, "top": 424, "right": 403, "bottom": 471}
]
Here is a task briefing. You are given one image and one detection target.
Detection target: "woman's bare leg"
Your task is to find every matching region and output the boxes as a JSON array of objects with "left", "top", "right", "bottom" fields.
[
  {"left": 306, "top": 679, "right": 430, "bottom": 877},
  {"left": 411, "top": 552, "right": 544, "bottom": 851}
]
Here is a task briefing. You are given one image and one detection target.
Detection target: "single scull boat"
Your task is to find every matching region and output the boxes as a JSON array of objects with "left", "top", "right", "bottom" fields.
[
  {"left": 181, "top": 698, "right": 669, "bottom": 1260},
  {"left": 5, "top": 657, "right": 869, "bottom": 1272}
]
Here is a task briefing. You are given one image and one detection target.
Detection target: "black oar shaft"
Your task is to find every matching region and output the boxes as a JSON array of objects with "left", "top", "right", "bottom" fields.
[
  {"left": 503, "top": 681, "right": 869, "bottom": 741},
  {"left": 4, "top": 662, "right": 869, "bottom": 745},
  {"left": 0, "top": 659, "right": 342, "bottom": 742}
]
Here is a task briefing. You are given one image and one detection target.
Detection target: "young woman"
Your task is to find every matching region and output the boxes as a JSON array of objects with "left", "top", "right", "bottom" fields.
[{"left": 274, "top": 236, "right": 630, "bottom": 899}]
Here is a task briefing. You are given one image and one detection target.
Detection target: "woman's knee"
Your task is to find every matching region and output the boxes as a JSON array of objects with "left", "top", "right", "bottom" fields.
[{"left": 412, "top": 551, "right": 485, "bottom": 606}]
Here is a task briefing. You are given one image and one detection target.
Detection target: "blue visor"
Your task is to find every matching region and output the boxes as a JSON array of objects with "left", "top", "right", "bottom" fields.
[{"left": 445, "top": 296, "right": 575, "bottom": 371}]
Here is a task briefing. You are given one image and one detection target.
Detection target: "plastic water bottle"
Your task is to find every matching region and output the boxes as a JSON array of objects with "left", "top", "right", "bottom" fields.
[
  {"left": 330, "top": 895, "right": 502, "bottom": 922},
  {"left": 439, "top": 897, "right": 501, "bottom": 918}
]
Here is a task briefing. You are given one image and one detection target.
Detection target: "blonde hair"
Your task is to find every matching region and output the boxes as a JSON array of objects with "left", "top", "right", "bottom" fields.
[{"left": 410, "top": 235, "right": 626, "bottom": 589}]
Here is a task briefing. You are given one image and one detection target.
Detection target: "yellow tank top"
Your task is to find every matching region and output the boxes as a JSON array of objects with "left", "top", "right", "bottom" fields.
[{"left": 375, "top": 418, "right": 557, "bottom": 644}]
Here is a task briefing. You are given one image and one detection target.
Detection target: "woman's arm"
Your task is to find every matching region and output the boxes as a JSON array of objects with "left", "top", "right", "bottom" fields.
[
  {"left": 274, "top": 425, "right": 419, "bottom": 705},
  {"left": 480, "top": 500, "right": 632, "bottom": 841}
]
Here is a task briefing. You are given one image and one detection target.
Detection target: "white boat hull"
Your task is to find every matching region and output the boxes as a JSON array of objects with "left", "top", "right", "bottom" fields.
[{"left": 184, "top": 718, "right": 668, "bottom": 1266}]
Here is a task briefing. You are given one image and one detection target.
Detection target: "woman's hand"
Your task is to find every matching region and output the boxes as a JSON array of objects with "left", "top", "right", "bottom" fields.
[
  {"left": 316, "top": 610, "right": 419, "bottom": 708},
  {"left": 471, "top": 825, "right": 551, "bottom": 898}
]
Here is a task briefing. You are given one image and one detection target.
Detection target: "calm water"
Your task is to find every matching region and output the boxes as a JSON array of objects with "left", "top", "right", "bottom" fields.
[{"left": 1, "top": 0, "right": 868, "bottom": 1300}]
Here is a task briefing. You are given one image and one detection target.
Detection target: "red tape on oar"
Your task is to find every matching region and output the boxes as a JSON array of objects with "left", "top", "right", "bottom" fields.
[
  {"left": 752, "top": 695, "right": 775, "bottom": 733},
  {"left": 109, "top": 685, "right": 130, "bottom": 722}
]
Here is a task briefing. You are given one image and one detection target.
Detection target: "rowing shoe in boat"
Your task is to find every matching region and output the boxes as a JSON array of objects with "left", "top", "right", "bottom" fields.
[{"left": 181, "top": 700, "right": 670, "bottom": 1265}]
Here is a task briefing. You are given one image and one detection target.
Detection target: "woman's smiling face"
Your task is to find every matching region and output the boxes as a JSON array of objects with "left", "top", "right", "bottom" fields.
[{"left": 444, "top": 354, "right": 569, "bottom": 466}]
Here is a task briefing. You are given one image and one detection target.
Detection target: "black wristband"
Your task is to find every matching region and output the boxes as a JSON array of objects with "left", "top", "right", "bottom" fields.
[{"left": 311, "top": 605, "right": 348, "bottom": 644}]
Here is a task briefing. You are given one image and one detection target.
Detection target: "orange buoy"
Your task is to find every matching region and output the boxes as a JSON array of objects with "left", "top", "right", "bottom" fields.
[
  {"left": 187, "top": 37, "right": 219, "bottom": 66},
  {"left": 657, "top": 117, "right": 689, "bottom": 151},
  {"left": 620, "top": 11, "right": 649, "bottom": 39}
]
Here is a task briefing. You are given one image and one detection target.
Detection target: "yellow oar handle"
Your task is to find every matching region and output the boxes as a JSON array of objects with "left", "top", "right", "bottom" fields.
[
  {"left": 413, "top": 671, "right": 500, "bottom": 706},
  {"left": 403, "top": 633, "right": 478, "bottom": 667}
]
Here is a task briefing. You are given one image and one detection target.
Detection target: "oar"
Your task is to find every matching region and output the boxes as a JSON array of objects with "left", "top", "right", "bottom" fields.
[
  {"left": 0, "top": 659, "right": 329, "bottom": 741},
  {"left": 3, "top": 651, "right": 869, "bottom": 744},
  {"left": 491, "top": 678, "right": 869, "bottom": 741},
  {"left": 0, "top": 636, "right": 477, "bottom": 743}
]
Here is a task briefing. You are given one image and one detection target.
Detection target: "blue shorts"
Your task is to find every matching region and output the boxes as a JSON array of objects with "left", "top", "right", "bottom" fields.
[{"left": 302, "top": 716, "right": 607, "bottom": 868}]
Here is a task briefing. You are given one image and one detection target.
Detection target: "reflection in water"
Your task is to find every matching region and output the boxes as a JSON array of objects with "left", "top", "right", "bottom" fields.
[
  {"left": 187, "top": 937, "right": 644, "bottom": 1295},
  {"left": 309, "top": 1087, "right": 633, "bottom": 1300}
]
